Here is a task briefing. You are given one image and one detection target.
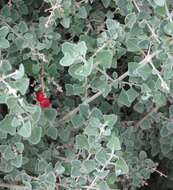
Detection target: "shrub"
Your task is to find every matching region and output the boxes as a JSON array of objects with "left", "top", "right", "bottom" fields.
[{"left": 0, "top": 0, "right": 172, "bottom": 189}]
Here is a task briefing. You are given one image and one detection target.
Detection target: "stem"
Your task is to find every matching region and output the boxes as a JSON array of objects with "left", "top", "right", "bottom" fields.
[
  {"left": 58, "top": 91, "right": 102, "bottom": 123},
  {"left": 41, "top": 63, "right": 45, "bottom": 93},
  {"left": 135, "top": 106, "right": 159, "bottom": 128},
  {"left": 153, "top": 168, "right": 167, "bottom": 178},
  {"left": 86, "top": 150, "right": 114, "bottom": 190},
  {"left": 58, "top": 50, "right": 160, "bottom": 124},
  {"left": 132, "top": 0, "right": 161, "bottom": 43},
  {"left": 0, "top": 183, "right": 28, "bottom": 190},
  {"left": 45, "top": 1, "right": 62, "bottom": 28},
  {"left": 149, "top": 60, "right": 169, "bottom": 91},
  {"left": 165, "top": 1, "right": 173, "bottom": 23}
]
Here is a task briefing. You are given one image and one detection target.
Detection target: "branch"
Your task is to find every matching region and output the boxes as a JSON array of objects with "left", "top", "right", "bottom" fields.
[
  {"left": 132, "top": 0, "right": 160, "bottom": 43},
  {"left": 58, "top": 50, "right": 160, "bottom": 124},
  {"left": 134, "top": 106, "right": 159, "bottom": 128},
  {"left": 153, "top": 168, "right": 167, "bottom": 178},
  {"left": 86, "top": 150, "right": 114, "bottom": 190},
  {"left": 0, "top": 182, "right": 28, "bottom": 190}
]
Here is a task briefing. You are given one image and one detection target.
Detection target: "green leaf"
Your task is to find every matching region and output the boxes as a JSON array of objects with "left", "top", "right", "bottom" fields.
[
  {"left": 139, "top": 151, "right": 147, "bottom": 160},
  {"left": 77, "top": 6, "right": 87, "bottom": 19},
  {"left": 115, "top": 158, "right": 129, "bottom": 176},
  {"left": 126, "top": 88, "right": 139, "bottom": 103},
  {"left": 77, "top": 41, "right": 88, "bottom": 56},
  {"left": 107, "top": 136, "right": 121, "bottom": 151},
  {"left": 136, "top": 64, "right": 152, "bottom": 80},
  {"left": 95, "top": 148, "right": 108, "bottom": 165},
  {"left": 44, "top": 108, "right": 57, "bottom": 122},
  {"left": 98, "top": 181, "right": 110, "bottom": 190},
  {"left": 60, "top": 54, "right": 75, "bottom": 66},
  {"left": 85, "top": 125, "right": 100, "bottom": 136},
  {"left": 61, "top": 42, "right": 77, "bottom": 61},
  {"left": 3, "top": 146, "right": 15, "bottom": 160},
  {"left": 79, "top": 104, "right": 90, "bottom": 118},
  {"left": 128, "top": 62, "right": 139, "bottom": 76},
  {"left": 161, "top": 143, "right": 171, "bottom": 155},
  {"left": 0, "top": 38, "right": 10, "bottom": 49},
  {"left": 81, "top": 160, "right": 96, "bottom": 174},
  {"left": 1, "top": 5, "right": 11, "bottom": 18},
  {"left": 104, "top": 114, "right": 118, "bottom": 127},
  {"left": 125, "top": 13, "right": 136, "bottom": 28},
  {"left": 0, "top": 26, "right": 9, "bottom": 38},
  {"left": 28, "top": 127, "right": 42, "bottom": 144},
  {"left": 75, "top": 58, "right": 93, "bottom": 77},
  {"left": 169, "top": 105, "right": 173, "bottom": 117},
  {"left": 47, "top": 127, "right": 58, "bottom": 140},
  {"left": 154, "top": 0, "right": 165, "bottom": 6},
  {"left": 0, "top": 60, "right": 12, "bottom": 75},
  {"left": 11, "top": 154, "right": 22, "bottom": 168},
  {"left": 160, "top": 126, "right": 171, "bottom": 137},
  {"left": 76, "top": 134, "right": 89, "bottom": 149},
  {"left": 55, "top": 162, "right": 65, "bottom": 175},
  {"left": 101, "top": 0, "right": 111, "bottom": 8},
  {"left": 71, "top": 161, "right": 81, "bottom": 177},
  {"left": 12, "top": 64, "right": 25, "bottom": 80},
  {"left": 31, "top": 105, "right": 42, "bottom": 124},
  {"left": 60, "top": 17, "right": 71, "bottom": 28},
  {"left": 166, "top": 122, "right": 173, "bottom": 133},
  {"left": 0, "top": 115, "right": 16, "bottom": 135},
  {"left": 32, "top": 63, "right": 40, "bottom": 75},
  {"left": 126, "top": 38, "right": 141, "bottom": 52},
  {"left": 96, "top": 50, "right": 113, "bottom": 68},
  {"left": 90, "top": 108, "right": 103, "bottom": 121},
  {"left": 69, "top": 64, "right": 85, "bottom": 81},
  {"left": 19, "top": 21, "right": 28, "bottom": 33},
  {"left": 71, "top": 114, "right": 85, "bottom": 128},
  {"left": 118, "top": 88, "right": 139, "bottom": 107},
  {"left": 106, "top": 19, "right": 120, "bottom": 39},
  {"left": 14, "top": 78, "right": 29, "bottom": 95},
  {"left": 140, "top": 119, "right": 151, "bottom": 130},
  {"left": 84, "top": 117, "right": 100, "bottom": 136},
  {"left": 58, "top": 126, "right": 71, "bottom": 142},
  {"left": 91, "top": 77, "right": 111, "bottom": 96},
  {"left": 18, "top": 120, "right": 32, "bottom": 138},
  {"left": 15, "top": 142, "right": 24, "bottom": 153},
  {"left": 43, "top": 171, "right": 56, "bottom": 185},
  {"left": 164, "top": 22, "right": 173, "bottom": 36},
  {"left": 60, "top": 41, "right": 87, "bottom": 66}
]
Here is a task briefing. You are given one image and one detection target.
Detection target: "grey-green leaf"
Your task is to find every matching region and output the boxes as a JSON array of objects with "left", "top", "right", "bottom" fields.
[
  {"left": 115, "top": 158, "right": 129, "bottom": 176},
  {"left": 107, "top": 136, "right": 121, "bottom": 151},
  {"left": 28, "top": 127, "right": 42, "bottom": 144},
  {"left": 18, "top": 120, "right": 32, "bottom": 138}
]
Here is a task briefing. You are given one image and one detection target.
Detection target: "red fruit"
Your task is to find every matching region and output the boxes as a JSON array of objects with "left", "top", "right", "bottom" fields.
[
  {"left": 39, "top": 98, "right": 51, "bottom": 108},
  {"left": 36, "top": 91, "right": 46, "bottom": 102}
]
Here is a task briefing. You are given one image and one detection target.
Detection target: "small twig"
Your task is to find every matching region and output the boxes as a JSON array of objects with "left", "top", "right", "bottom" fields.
[
  {"left": 86, "top": 150, "right": 114, "bottom": 190},
  {"left": 165, "top": 1, "right": 173, "bottom": 23},
  {"left": 45, "top": 1, "right": 62, "bottom": 28},
  {"left": 135, "top": 106, "right": 159, "bottom": 128},
  {"left": 0, "top": 182, "right": 28, "bottom": 190},
  {"left": 8, "top": 0, "right": 12, "bottom": 7},
  {"left": 132, "top": 0, "right": 161, "bottom": 43},
  {"left": 58, "top": 90, "right": 102, "bottom": 123},
  {"left": 41, "top": 63, "right": 45, "bottom": 93},
  {"left": 0, "top": 78, "right": 18, "bottom": 97},
  {"left": 149, "top": 60, "right": 169, "bottom": 91},
  {"left": 153, "top": 168, "right": 167, "bottom": 178}
]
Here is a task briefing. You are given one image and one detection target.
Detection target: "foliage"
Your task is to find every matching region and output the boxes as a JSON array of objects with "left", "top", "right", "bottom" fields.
[{"left": 0, "top": 0, "right": 173, "bottom": 190}]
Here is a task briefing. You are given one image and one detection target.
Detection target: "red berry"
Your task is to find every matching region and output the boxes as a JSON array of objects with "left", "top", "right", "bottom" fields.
[
  {"left": 36, "top": 91, "right": 46, "bottom": 102},
  {"left": 39, "top": 98, "right": 51, "bottom": 108}
]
